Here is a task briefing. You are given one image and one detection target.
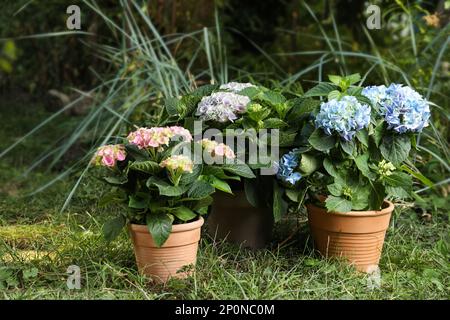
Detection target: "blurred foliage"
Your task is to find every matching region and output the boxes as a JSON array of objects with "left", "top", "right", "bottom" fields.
[{"left": 0, "top": 0, "right": 448, "bottom": 208}]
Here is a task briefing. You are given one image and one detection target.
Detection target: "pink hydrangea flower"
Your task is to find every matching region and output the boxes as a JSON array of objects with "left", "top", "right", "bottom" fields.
[
  {"left": 92, "top": 144, "right": 126, "bottom": 167},
  {"left": 159, "top": 155, "right": 194, "bottom": 173},
  {"left": 169, "top": 126, "right": 193, "bottom": 142},
  {"left": 199, "top": 139, "right": 235, "bottom": 159},
  {"left": 127, "top": 126, "right": 192, "bottom": 149}
]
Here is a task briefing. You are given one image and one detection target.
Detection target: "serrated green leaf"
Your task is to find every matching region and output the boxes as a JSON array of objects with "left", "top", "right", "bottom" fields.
[
  {"left": 187, "top": 180, "right": 215, "bottom": 198},
  {"left": 308, "top": 129, "right": 336, "bottom": 152},
  {"left": 325, "top": 196, "right": 352, "bottom": 213},
  {"left": 129, "top": 160, "right": 161, "bottom": 174},
  {"left": 304, "top": 83, "right": 337, "bottom": 97},
  {"left": 380, "top": 135, "right": 411, "bottom": 165},
  {"left": 383, "top": 172, "right": 412, "bottom": 192},
  {"left": 221, "top": 162, "right": 255, "bottom": 178},
  {"left": 172, "top": 206, "right": 197, "bottom": 222},
  {"left": 147, "top": 213, "right": 173, "bottom": 247}
]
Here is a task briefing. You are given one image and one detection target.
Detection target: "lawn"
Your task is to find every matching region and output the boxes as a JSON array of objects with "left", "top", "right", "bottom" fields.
[{"left": 0, "top": 101, "right": 449, "bottom": 299}]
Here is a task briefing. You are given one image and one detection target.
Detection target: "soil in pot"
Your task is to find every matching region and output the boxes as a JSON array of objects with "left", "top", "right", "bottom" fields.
[
  {"left": 307, "top": 200, "right": 394, "bottom": 273},
  {"left": 129, "top": 216, "right": 204, "bottom": 283}
]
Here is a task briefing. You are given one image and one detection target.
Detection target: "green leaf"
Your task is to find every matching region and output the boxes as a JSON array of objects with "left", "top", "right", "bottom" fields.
[
  {"left": 98, "top": 189, "right": 127, "bottom": 207},
  {"left": 345, "top": 73, "right": 361, "bottom": 85},
  {"left": 356, "top": 130, "right": 369, "bottom": 147},
  {"left": 328, "top": 90, "right": 341, "bottom": 100},
  {"left": 221, "top": 163, "right": 256, "bottom": 178},
  {"left": 325, "top": 196, "right": 352, "bottom": 213},
  {"left": 308, "top": 129, "right": 336, "bottom": 152},
  {"left": 128, "top": 195, "right": 148, "bottom": 209},
  {"left": 354, "top": 154, "right": 375, "bottom": 179},
  {"left": 207, "top": 175, "right": 232, "bottom": 194},
  {"left": 146, "top": 213, "right": 173, "bottom": 247},
  {"left": 263, "top": 118, "right": 288, "bottom": 129},
  {"left": 298, "top": 153, "right": 319, "bottom": 175},
  {"left": 373, "top": 121, "right": 385, "bottom": 147},
  {"left": 304, "top": 83, "right": 337, "bottom": 97},
  {"left": 261, "top": 90, "right": 286, "bottom": 105},
  {"left": 383, "top": 172, "right": 412, "bottom": 192},
  {"left": 179, "top": 164, "right": 203, "bottom": 185},
  {"left": 103, "top": 216, "right": 126, "bottom": 242},
  {"left": 129, "top": 160, "right": 160, "bottom": 174},
  {"left": 125, "top": 144, "right": 150, "bottom": 161},
  {"left": 164, "top": 97, "right": 181, "bottom": 116},
  {"left": 187, "top": 180, "right": 215, "bottom": 199},
  {"left": 278, "top": 131, "right": 298, "bottom": 147},
  {"left": 238, "top": 86, "right": 260, "bottom": 98},
  {"left": 327, "top": 183, "right": 343, "bottom": 196},
  {"left": 340, "top": 139, "right": 355, "bottom": 156},
  {"left": 273, "top": 181, "right": 287, "bottom": 222},
  {"left": 285, "top": 189, "right": 300, "bottom": 202},
  {"left": 380, "top": 135, "right": 411, "bottom": 165},
  {"left": 104, "top": 175, "right": 128, "bottom": 185},
  {"left": 157, "top": 184, "right": 189, "bottom": 197},
  {"left": 369, "top": 182, "right": 385, "bottom": 210},
  {"left": 351, "top": 185, "right": 370, "bottom": 210},
  {"left": 288, "top": 98, "right": 320, "bottom": 119},
  {"left": 172, "top": 206, "right": 197, "bottom": 222},
  {"left": 192, "top": 196, "right": 213, "bottom": 211},
  {"left": 328, "top": 75, "right": 342, "bottom": 85},
  {"left": 203, "top": 166, "right": 241, "bottom": 181},
  {"left": 323, "top": 158, "right": 339, "bottom": 178}
]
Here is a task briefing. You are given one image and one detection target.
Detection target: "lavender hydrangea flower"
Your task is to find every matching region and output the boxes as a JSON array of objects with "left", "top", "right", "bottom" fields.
[
  {"left": 196, "top": 92, "right": 250, "bottom": 123},
  {"left": 276, "top": 149, "right": 302, "bottom": 186},
  {"left": 363, "top": 84, "right": 430, "bottom": 133},
  {"left": 314, "top": 96, "right": 371, "bottom": 141},
  {"left": 219, "top": 82, "right": 256, "bottom": 93}
]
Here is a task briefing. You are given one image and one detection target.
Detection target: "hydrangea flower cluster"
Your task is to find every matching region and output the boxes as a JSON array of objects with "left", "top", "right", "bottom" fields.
[
  {"left": 127, "top": 126, "right": 192, "bottom": 149},
  {"left": 92, "top": 144, "right": 126, "bottom": 167},
  {"left": 276, "top": 149, "right": 302, "bottom": 186},
  {"left": 315, "top": 96, "right": 371, "bottom": 141},
  {"left": 219, "top": 82, "right": 256, "bottom": 93},
  {"left": 198, "top": 139, "right": 235, "bottom": 159},
  {"left": 196, "top": 92, "right": 250, "bottom": 123},
  {"left": 362, "top": 84, "right": 430, "bottom": 133},
  {"left": 159, "top": 155, "right": 194, "bottom": 173}
]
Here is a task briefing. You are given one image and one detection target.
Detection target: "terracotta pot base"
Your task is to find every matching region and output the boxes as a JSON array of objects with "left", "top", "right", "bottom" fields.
[
  {"left": 129, "top": 217, "right": 204, "bottom": 283},
  {"left": 307, "top": 200, "right": 394, "bottom": 273}
]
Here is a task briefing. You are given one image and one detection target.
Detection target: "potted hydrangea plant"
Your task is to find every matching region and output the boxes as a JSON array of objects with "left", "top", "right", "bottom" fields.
[
  {"left": 92, "top": 125, "right": 253, "bottom": 282},
  {"left": 161, "top": 82, "right": 315, "bottom": 248},
  {"left": 278, "top": 74, "right": 431, "bottom": 272}
]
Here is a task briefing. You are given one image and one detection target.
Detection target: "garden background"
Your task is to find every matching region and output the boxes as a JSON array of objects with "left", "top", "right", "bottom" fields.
[{"left": 0, "top": 0, "right": 449, "bottom": 299}]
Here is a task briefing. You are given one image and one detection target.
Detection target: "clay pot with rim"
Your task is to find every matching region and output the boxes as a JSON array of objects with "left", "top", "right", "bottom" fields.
[
  {"left": 129, "top": 216, "right": 204, "bottom": 283},
  {"left": 307, "top": 198, "right": 394, "bottom": 273},
  {"left": 207, "top": 190, "right": 274, "bottom": 249}
]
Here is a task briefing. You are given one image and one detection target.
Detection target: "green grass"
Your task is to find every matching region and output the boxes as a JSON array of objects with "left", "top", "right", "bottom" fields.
[{"left": 1, "top": 100, "right": 449, "bottom": 300}]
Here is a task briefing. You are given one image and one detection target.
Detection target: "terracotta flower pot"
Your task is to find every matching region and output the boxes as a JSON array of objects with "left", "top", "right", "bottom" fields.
[
  {"left": 307, "top": 200, "right": 394, "bottom": 272},
  {"left": 129, "top": 216, "right": 204, "bottom": 283},
  {"left": 207, "top": 190, "right": 273, "bottom": 249}
]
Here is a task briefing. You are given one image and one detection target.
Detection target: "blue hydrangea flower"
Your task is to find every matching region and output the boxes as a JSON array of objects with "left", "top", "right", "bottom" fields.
[
  {"left": 196, "top": 92, "right": 250, "bottom": 123},
  {"left": 363, "top": 84, "right": 430, "bottom": 133},
  {"left": 276, "top": 149, "right": 302, "bottom": 186},
  {"left": 314, "top": 96, "right": 371, "bottom": 141}
]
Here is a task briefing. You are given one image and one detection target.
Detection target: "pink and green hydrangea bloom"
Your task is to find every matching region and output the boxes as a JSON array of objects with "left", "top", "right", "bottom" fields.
[{"left": 92, "top": 144, "right": 126, "bottom": 167}]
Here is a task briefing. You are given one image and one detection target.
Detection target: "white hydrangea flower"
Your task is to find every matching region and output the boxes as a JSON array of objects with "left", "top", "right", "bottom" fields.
[
  {"left": 219, "top": 82, "right": 256, "bottom": 93},
  {"left": 196, "top": 92, "right": 250, "bottom": 123}
]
